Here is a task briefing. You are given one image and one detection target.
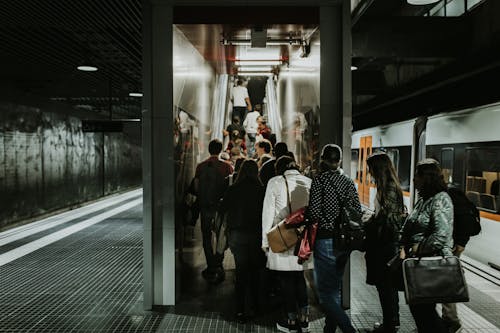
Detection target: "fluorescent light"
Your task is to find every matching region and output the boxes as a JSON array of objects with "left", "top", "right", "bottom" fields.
[
  {"left": 239, "top": 72, "right": 273, "bottom": 76},
  {"left": 77, "top": 65, "right": 98, "bottom": 72},
  {"left": 238, "top": 66, "right": 272, "bottom": 72},
  {"left": 129, "top": 92, "right": 143, "bottom": 97},
  {"left": 235, "top": 60, "right": 281, "bottom": 66},
  {"left": 351, "top": 66, "right": 358, "bottom": 71},
  {"left": 407, "top": 0, "right": 440, "bottom": 4}
]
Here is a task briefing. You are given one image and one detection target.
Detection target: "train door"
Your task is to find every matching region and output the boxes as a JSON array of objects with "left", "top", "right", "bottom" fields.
[{"left": 357, "top": 135, "right": 372, "bottom": 206}]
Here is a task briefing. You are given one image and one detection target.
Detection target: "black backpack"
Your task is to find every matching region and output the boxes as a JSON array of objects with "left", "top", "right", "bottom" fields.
[{"left": 447, "top": 187, "right": 481, "bottom": 237}]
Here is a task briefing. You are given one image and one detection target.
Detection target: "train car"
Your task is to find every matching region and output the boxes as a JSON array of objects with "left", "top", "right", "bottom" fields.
[{"left": 351, "top": 102, "right": 500, "bottom": 269}]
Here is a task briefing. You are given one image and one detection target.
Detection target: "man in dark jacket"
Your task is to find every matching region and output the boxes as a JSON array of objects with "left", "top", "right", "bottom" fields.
[
  {"left": 259, "top": 142, "right": 289, "bottom": 187},
  {"left": 194, "top": 139, "right": 233, "bottom": 283}
]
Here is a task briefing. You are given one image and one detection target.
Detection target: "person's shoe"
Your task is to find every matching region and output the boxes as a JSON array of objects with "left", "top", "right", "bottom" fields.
[
  {"left": 210, "top": 269, "right": 225, "bottom": 284},
  {"left": 368, "top": 324, "right": 397, "bottom": 333},
  {"left": 446, "top": 322, "right": 462, "bottom": 333},
  {"left": 235, "top": 312, "right": 246, "bottom": 324},
  {"left": 298, "top": 319, "right": 310, "bottom": 332},
  {"left": 201, "top": 268, "right": 214, "bottom": 281},
  {"left": 276, "top": 319, "right": 298, "bottom": 333}
]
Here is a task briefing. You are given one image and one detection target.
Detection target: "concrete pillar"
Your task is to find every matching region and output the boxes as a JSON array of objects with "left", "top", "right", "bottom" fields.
[
  {"left": 320, "top": 0, "right": 352, "bottom": 309},
  {"left": 142, "top": 0, "right": 175, "bottom": 308}
]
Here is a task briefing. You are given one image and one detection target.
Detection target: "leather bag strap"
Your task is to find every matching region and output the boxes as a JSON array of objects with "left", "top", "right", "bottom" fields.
[{"left": 283, "top": 175, "right": 292, "bottom": 214}]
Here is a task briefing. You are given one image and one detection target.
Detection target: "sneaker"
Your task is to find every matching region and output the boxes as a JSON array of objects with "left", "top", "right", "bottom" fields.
[
  {"left": 235, "top": 312, "right": 246, "bottom": 324},
  {"left": 368, "top": 324, "right": 397, "bottom": 333},
  {"left": 201, "top": 268, "right": 215, "bottom": 281},
  {"left": 447, "top": 323, "right": 462, "bottom": 333},
  {"left": 276, "top": 319, "right": 298, "bottom": 333},
  {"left": 299, "top": 320, "right": 310, "bottom": 332}
]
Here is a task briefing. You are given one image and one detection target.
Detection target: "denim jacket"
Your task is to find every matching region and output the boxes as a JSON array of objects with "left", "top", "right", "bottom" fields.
[{"left": 400, "top": 191, "right": 453, "bottom": 256}]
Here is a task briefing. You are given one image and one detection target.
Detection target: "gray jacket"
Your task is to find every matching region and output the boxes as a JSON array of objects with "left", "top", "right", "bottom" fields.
[{"left": 400, "top": 191, "right": 453, "bottom": 256}]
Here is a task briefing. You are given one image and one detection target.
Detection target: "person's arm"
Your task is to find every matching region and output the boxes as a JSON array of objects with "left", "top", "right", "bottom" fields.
[
  {"left": 345, "top": 178, "right": 363, "bottom": 222},
  {"left": 245, "top": 97, "right": 252, "bottom": 111},
  {"left": 262, "top": 179, "right": 277, "bottom": 250},
  {"left": 306, "top": 176, "right": 322, "bottom": 222}
]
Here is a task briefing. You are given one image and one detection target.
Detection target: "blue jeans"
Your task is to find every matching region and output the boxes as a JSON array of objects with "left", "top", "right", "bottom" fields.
[{"left": 314, "top": 238, "right": 355, "bottom": 333}]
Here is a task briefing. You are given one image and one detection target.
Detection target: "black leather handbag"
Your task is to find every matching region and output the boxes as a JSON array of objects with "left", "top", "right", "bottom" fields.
[{"left": 402, "top": 255, "right": 469, "bottom": 305}]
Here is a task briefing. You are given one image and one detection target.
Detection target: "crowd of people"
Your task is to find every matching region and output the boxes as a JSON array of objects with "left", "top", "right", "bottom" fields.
[{"left": 188, "top": 80, "right": 463, "bottom": 333}]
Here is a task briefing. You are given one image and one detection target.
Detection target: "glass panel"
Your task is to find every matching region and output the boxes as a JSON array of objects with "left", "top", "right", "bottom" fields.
[
  {"left": 351, "top": 150, "right": 359, "bottom": 181},
  {"left": 446, "top": 0, "right": 466, "bottom": 16},
  {"left": 441, "top": 148, "right": 454, "bottom": 184},
  {"left": 430, "top": 2, "right": 446, "bottom": 16},
  {"left": 465, "top": 147, "right": 500, "bottom": 213},
  {"left": 467, "top": 0, "right": 485, "bottom": 11}
]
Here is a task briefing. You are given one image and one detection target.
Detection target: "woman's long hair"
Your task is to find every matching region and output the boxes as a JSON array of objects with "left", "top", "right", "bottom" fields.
[
  {"left": 235, "top": 159, "right": 262, "bottom": 185},
  {"left": 415, "top": 158, "right": 447, "bottom": 200},
  {"left": 367, "top": 152, "right": 403, "bottom": 209}
]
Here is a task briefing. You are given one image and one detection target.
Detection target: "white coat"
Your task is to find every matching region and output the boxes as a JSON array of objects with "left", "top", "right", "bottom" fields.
[{"left": 262, "top": 169, "right": 313, "bottom": 271}]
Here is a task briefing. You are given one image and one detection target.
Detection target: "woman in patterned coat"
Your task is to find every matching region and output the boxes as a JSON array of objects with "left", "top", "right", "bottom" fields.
[
  {"left": 307, "top": 144, "right": 362, "bottom": 333},
  {"left": 399, "top": 158, "right": 453, "bottom": 333},
  {"left": 364, "top": 153, "right": 406, "bottom": 333}
]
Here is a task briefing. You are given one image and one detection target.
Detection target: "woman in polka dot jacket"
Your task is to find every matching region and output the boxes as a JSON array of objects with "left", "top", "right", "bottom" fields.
[{"left": 307, "top": 144, "right": 363, "bottom": 333}]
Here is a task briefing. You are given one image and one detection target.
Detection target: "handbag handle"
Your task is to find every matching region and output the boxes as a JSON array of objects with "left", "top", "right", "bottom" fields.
[{"left": 283, "top": 175, "right": 292, "bottom": 215}]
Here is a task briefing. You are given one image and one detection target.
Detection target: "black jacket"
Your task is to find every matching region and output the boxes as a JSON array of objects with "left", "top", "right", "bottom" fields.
[{"left": 221, "top": 178, "right": 265, "bottom": 245}]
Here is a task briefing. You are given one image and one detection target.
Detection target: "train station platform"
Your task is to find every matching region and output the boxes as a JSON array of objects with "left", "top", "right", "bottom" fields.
[{"left": 1, "top": 189, "right": 499, "bottom": 333}]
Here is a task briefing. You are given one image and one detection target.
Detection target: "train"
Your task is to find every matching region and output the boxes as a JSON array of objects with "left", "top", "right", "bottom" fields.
[{"left": 351, "top": 102, "right": 500, "bottom": 269}]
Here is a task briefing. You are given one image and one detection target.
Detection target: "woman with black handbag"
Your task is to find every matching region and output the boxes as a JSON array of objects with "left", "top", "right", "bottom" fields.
[
  {"left": 399, "top": 159, "right": 453, "bottom": 333},
  {"left": 307, "top": 144, "right": 363, "bottom": 333},
  {"left": 364, "top": 153, "right": 406, "bottom": 333}
]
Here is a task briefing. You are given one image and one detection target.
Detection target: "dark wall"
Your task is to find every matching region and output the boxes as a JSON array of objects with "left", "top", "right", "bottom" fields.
[{"left": 0, "top": 102, "right": 142, "bottom": 229}]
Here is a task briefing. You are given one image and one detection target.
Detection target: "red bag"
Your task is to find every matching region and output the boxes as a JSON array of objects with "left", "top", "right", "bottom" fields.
[
  {"left": 285, "top": 206, "right": 307, "bottom": 227},
  {"left": 297, "top": 222, "right": 318, "bottom": 264}
]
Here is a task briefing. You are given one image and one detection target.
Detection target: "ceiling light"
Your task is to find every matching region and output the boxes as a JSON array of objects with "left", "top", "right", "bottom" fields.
[
  {"left": 407, "top": 0, "right": 440, "bottom": 5},
  {"left": 129, "top": 92, "right": 143, "bottom": 97},
  {"left": 222, "top": 38, "right": 304, "bottom": 46},
  {"left": 77, "top": 65, "right": 98, "bottom": 72},
  {"left": 351, "top": 66, "right": 358, "bottom": 71},
  {"left": 238, "top": 72, "right": 273, "bottom": 77},
  {"left": 235, "top": 60, "right": 281, "bottom": 66},
  {"left": 238, "top": 66, "right": 272, "bottom": 72}
]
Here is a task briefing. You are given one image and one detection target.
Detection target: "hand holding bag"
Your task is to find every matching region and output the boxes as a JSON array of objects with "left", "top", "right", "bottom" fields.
[
  {"left": 334, "top": 194, "right": 366, "bottom": 252},
  {"left": 296, "top": 221, "right": 318, "bottom": 264},
  {"left": 402, "top": 255, "right": 469, "bottom": 305}
]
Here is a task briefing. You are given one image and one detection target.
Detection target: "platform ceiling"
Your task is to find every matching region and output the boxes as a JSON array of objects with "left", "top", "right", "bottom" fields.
[{"left": 1, "top": 1, "right": 499, "bottom": 128}]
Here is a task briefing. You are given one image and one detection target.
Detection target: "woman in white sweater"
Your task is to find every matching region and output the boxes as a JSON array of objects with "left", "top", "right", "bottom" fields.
[{"left": 262, "top": 156, "right": 312, "bottom": 333}]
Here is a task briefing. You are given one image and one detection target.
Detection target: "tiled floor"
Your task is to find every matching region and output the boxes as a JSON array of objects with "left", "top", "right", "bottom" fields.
[{"left": 1, "top": 193, "right": 499, "bottom": 332}]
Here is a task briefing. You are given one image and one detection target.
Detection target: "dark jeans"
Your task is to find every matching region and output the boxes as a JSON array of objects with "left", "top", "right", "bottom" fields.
[
  {"left": 233, "top": 106, "right": 247, "bottom": 123},
  {"left": 314, "top": 238, "right": 355, "bottom": 333},
  {"left": 275, "top": 271, "right": 308, "bottom": 316},
  {"left": 409, "top": 303, "right": 447, "bottom": 333},
  {"left": 229, "top": 238, "right": 264, "bottom": 314},
  {"left": 375, "top": 283, "right": 399, "bottom": 328},
  {"left": 200, "top": 209, "right": 223, "bottom": 271}
]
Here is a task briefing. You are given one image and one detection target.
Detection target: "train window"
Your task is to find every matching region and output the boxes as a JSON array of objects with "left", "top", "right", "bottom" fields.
[
  {"left": 351, "top": 150, "right": 359, "bottom": 181},
  {"left": 465, "top": 147, "right": 500, "bottom": 213},
  {"left": 441, "top": 148, "right": 454, "bottom": 184}
]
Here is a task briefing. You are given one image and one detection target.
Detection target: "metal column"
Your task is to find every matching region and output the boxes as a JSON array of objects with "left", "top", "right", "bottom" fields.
[
  {"left": 320, "top": 0, "right": 352, "bottom": 309},
  {"left": 142, "top": 0, "right": 176, "bottom": 308}
]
